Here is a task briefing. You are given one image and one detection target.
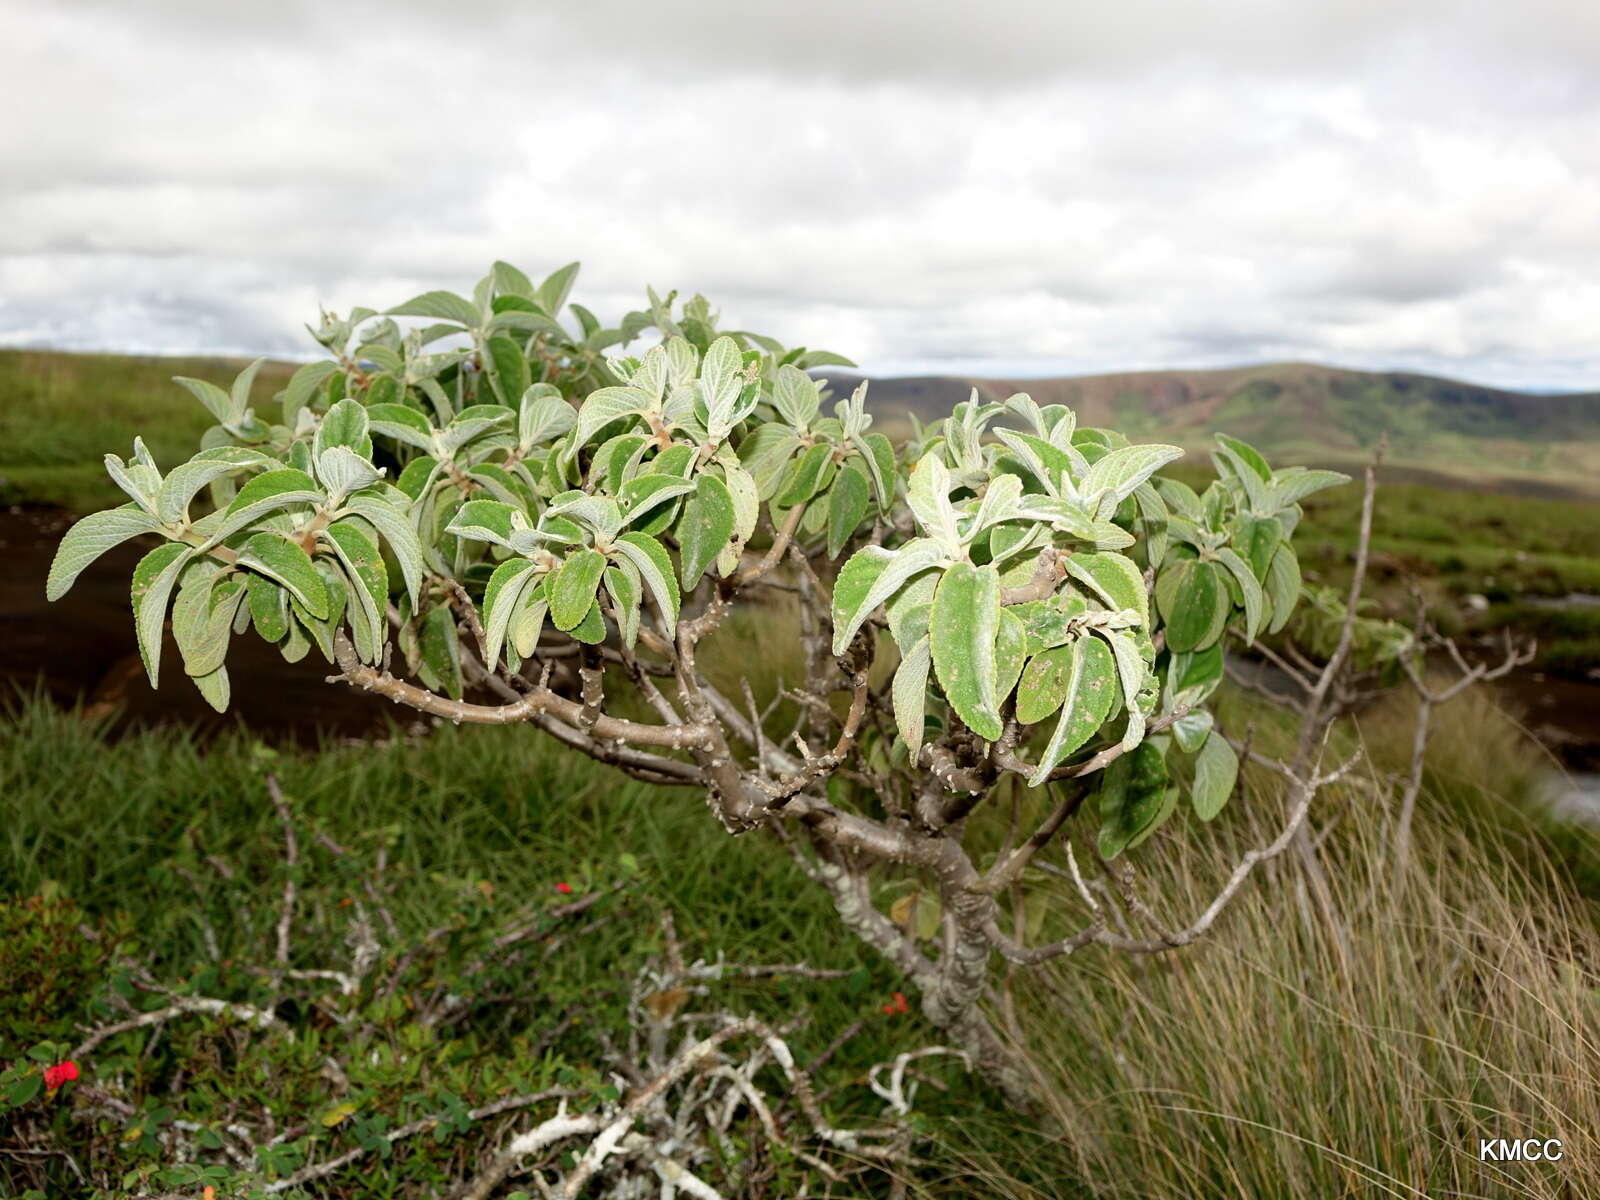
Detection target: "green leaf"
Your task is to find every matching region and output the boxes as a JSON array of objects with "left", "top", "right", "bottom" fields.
[
  {"left": 1157, "top": 559, "right": 1228, "bottom": 652},
  {"left": 446, "top": 499, "right": 520, "bottom": 546},
  {"left": 482, "top": 559, "right": 536, "bottom": 668},
  {"left": 619, "top": 474, "right": 695, "bottom": 528},
  {"left": 1191, "top": 730, "right": 1239, "bottom": 820},
  {"left": 1133, "top": 481, "right": 1170, "bottom": 568},
  {"left": 1264, "top": 543, "right": 1302, "bottom": 634},
  {"left": 739, "top": 425, "right": 803, "bottom": 499},
  {"left": 571, "top": 387, "right": 650, "bottom": 456},
  {"left": 613, "top": 533, "right": 680, "bottom": 637},
  {"left": 418, "top": 606, "right": 463, "bottom": 700},
  {"left": 772, "top": 365, "right": 821, "bottom": 430},
  {"left": 699, "top": 336, "right": 744, "bottom": 426},
  {"left": 284, "top": 360, "right": 337, "bottom": 425},
  {"left": 1270, "top": 468, "right": 1350, "bottom": 508},
  {"left": 892, "top": 635, "right": 932, "bottom": 760},
  {"left": 315, "top": 399, "right": 373, "bottom": 461},
  {"left": 1026, "top": 636, "right": 1118, "bottom": 785},
  {"left": 536, "top": 261, "right": 580, "bottom": 315},
  {"left": 569, "top": 599, "right": 607, "bottom": 644},
  {"left": 367, "top": 403, "right": 436, "bottom": 451},
  {"left": 906, "top": 454, "right": 960, "bottom": 551},
  {"left": 775, "top": 442, "right": 832, "bottom": 507},
  {"left": 1232, "top": 515, "right": 1282, "bottom": 582},
  {"left": 316, "top": 447, "right": 382, "bottom": 498},
  {"left": 1062, "top": 551, "right": 1148, "bottom": 627},
  {"left": 1082, "top": 443, "right": 1184, "bottom": 515},
  {"left": 1010, "top": 592, "right": 1088, "bottom": 656},
  {"left": 1168, "top": 643, "right": 1224, "bottom": 705},
  {"left": 1215, "top": 547, "right": 1266, "bottom": 642},
  {"left": 830, "top": 539, "right": 945, "bottom": 655},
  {"left": 343, "top": 493, "right": 424, "bottom": 605},
  {"left": 1097, "top": 742, "right": 1172, "bottom": 859},
  {"left": 492, "top": 260, "right": 535, "bottom": 299},
  {"left": 993, "top": 429, "right": 1075, "bottom": 495},
  {"left": 190, "top": 668, "right": 232, "bottom": 713},
  {"left": 1016, "top": 643, "right": 1078, "bottom": 725},
  {"left": 290, "top": 561, "right": 346, "bottom": 663},
  {"left": 238, "top": 532, "right": 329, "bottom": 619},
  {"left": 387, "top": 290, "right": 480, "bottom": 328},
  {"left": 7, "top": 1071, "right": 42, "bottom": 1106},
  {"left": 47, "top": 505, "right": 164, "bottom": 600},
  {"left": 225, "top": 467, "right": 323, "bottom": 515},
  {"left": 206, "top": 469, "right": 324, "bottom": 549},
  {"left": 993, "top": 606, "right": 1027, "bottom": 704},
  {"left": 676, "top": 474, "right": 735, "bottom": 591},
  {"left": 603, "top": 562, "right": 642, "bottom": 649},
  {"left": 1100, "top": 627, "right": 1152, "bottom": 748},
  {"left": 520, "top": 386, "right": 578, "bottom": 448},
  {"left": 513, "top": 579, "right": 549, "bottom": 658},
  {"left": 1215, "top": 433, "right": 1272, "bottom": 481},
  {"left": 320, "top": 522, "right": 387, "bottom": 663},
  {"left": 546, "top": 492, "right": 623, "bottom": 541},
  {"left": 549, "top": 548, "right": 607, "bottom": 631},
  {"left": 486, "top": 334, "right": 531, "bottom": 406},
  {"left": 930, "top": 562, "right": 1003, "bottom": 742},
  {"left": 172, "top": 572, "right": 245, "bottom": 678},
  {"left": 131, "top": 543, "right": 193, "bottom": 688},
  {"left": 826, "top": 464, "right": 870, "bottom": 559},
  {"left": 717, "top": 462, "right": 759, "bottom": 574},
  {"left": 1212, "top": 437, "right": 1273, "bottom": 513},
  {"left": 1172, "top": 707, "right": 1214, "bottom": 754},
  {"left": 154, "top": 447, "right": 275, "bottom": 525},
  {"left": 173, "top": 375, "right": 238, "bottom": 425},
  {"left": 248, "top": 574, "right": 290, "bottom": 643},
  {"left": 441, "top": 404, "right": 515, "bottom": 454}
]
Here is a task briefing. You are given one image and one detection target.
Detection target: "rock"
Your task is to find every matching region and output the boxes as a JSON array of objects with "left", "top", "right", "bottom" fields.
[{"left": 1462, "top": 593, "right": 1489, "bottom": 613}]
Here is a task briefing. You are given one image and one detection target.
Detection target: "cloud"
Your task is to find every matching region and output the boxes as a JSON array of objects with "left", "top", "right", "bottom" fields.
[{"left": 3, "top": 0, "right": 1600, "bottom": 390}]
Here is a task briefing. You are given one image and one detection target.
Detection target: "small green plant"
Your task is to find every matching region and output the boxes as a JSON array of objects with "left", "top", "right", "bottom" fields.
[{"left": 48, "top": 262, "right": 1351, "bottom": 1099}]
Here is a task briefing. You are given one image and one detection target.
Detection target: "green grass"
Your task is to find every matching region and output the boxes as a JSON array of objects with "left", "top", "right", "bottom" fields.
[
  {"left": 3, "top": 650, "right": 1595, "bottom": 1197},
  {"left": 0, "top": 695, "right": 1051, "bottom": 1198},
  {"left": 0, "top": 349, "right": 296, "bottom": 510}
]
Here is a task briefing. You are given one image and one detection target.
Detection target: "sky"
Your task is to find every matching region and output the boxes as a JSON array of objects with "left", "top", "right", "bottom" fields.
[{"left": 3, "top": 1, "right": 1599, "bottom": 390}]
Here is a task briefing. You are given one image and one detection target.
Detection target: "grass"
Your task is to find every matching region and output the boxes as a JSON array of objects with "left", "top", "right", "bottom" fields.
[
  {"left": 0, "top": 695, "right": 1047, "bottom": 1198},
  {"left": 7, "top": 677, "right": 1594, "bottom": 1197},
  {"left": 0, "top": 349, "right": 295, "bottom": 510},
  {"left": 965, "top": 691, "right": 1600, "bottom": 1200}
]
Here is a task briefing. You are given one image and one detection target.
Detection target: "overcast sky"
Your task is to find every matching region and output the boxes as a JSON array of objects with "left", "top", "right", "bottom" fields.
[{"left": 4, "top": 1, "right": 1599, "bottom": 389}]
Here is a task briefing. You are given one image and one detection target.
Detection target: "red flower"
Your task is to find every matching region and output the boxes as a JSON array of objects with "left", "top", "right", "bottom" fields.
[
  {"left": 43, "top": 1061, "right": 78, "bottom": 1090},
  {"left": 555, "top": 882, "right": 573, "bottom": 895},
  {"left": 882, "top": 992, "right": 910, "bottom": 1016}
]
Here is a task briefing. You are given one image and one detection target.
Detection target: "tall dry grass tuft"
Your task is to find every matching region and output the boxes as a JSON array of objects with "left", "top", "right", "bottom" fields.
[{"left": 965, "top": 696, "right": 1600, "bottom": 1200}]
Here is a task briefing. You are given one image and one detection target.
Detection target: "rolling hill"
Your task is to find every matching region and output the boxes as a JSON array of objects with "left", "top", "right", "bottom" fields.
[
  {"left": 816, "top": 362, "right": 1600, "bottom": 499},
  {"left": 2, "top": 349, "right": 1598, "bottom": 508}
]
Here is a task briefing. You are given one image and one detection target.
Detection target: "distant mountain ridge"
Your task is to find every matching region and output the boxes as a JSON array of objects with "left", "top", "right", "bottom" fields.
[{"left": 815, "top": 362, "right": 1600, "bottom": 496}]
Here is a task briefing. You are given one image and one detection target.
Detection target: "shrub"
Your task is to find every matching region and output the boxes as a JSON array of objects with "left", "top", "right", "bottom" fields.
[{"left": 47, "top": 262, "right": 1351, "bottom": 1102}]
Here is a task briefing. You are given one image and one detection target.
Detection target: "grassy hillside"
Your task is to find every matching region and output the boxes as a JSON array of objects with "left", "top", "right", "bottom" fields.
[
  {"left": 0, "top": 349, "right": 298, "bottom": 510},
  {"left": 821, "top": 361, "right": 1600, "bottom": 498},
  {"left": 7, "top": 347, "right": 1598, "bottom": 506}
]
